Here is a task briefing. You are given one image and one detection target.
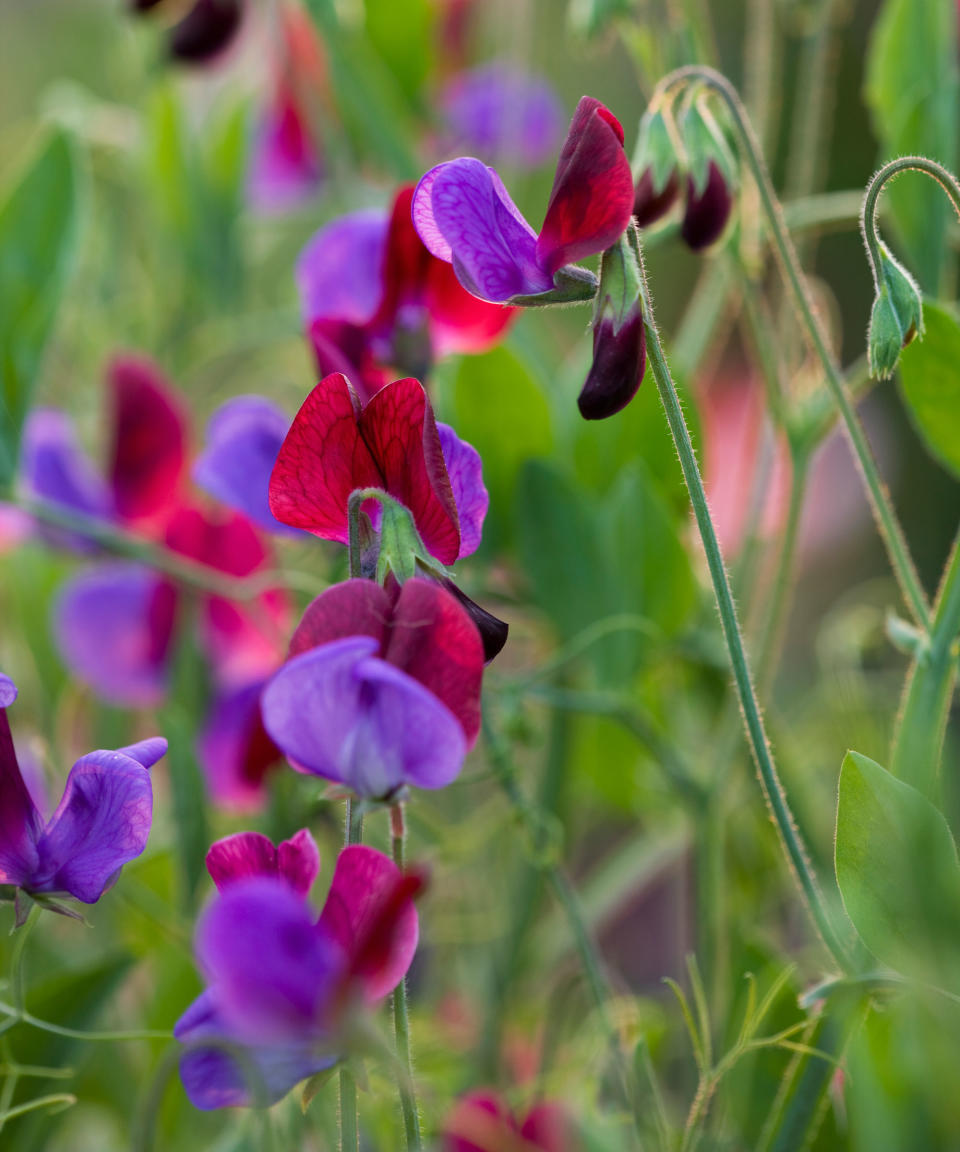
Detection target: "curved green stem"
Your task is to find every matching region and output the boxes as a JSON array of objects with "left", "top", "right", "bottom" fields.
[
  {"left": 656, "top": 66, "right": 930, "bottom": 630},
  {"left": 861, "top": 157, "right": 960, "bottom": 292},
  {"left": 389, "top": 805, "right": 423, "bottom": 1150},
  {"left": 634, "top": 232, "right": 852, "bottom": 972}
]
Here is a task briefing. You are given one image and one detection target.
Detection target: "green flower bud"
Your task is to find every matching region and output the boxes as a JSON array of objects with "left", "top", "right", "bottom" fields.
[{"left": 867, "top": 245, "right": 924, "bottom": 379}]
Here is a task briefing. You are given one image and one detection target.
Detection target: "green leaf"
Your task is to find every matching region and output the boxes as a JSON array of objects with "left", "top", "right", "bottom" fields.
[
  {"left": 897, "top": 301, "right": 960, "bottom": 478},
  {"left": 866, "top": 0, "right": 959, "bottom": 288},
  {"left": 835, "top": 750, "right": 960, "bottom": 990},
  {"left": 452, "top": 346, "right": 553, "bottom": 552},
  {"left": 364, "top": 0, "right": 432, "bottom": 105},
  {"left": 0, "top": 128, "right": 80, "bottom": 489}
]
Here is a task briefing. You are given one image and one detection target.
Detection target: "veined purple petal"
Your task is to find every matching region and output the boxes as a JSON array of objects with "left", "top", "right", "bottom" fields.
[
  {"left": 0, "top": 679, "right": 42, "bottom": 888},
  {"left": 21, "top": 410, "right": 114, "bottom": 550},
  {"left": 196, "top": 877, "right": 345, "bottom": 1045},
  {"left": 261, "top": 637, "right": 467, "bottom": 798},
  {"left": 193, "top": 396, "right": 299, "bottom": 535},
  {"left": 118, "top": 737, "right": 169, "bottom": 770},
  {"left": 437, "top": 423, "right": 487, "bottom": 558},
  {"left": 441, "top": 63, "right": 565, "bottom": 168},
  {"left": 296, "top": 211, "right": 388, "bottom": 325},
  {"left": 32, "top": 747, "right": 155, "bottom": 903},
  {"left": 206, "top": 828, "right": 320, "bottom": 896},
  {"left": 176, "top": 989, "right": 334, "bottom": 1110},
  {"left": 412, "top": 159, "right": 552, "bottom": 302},
  {"left": 53, "top": 564, "right": 172, "bottom": 707}
]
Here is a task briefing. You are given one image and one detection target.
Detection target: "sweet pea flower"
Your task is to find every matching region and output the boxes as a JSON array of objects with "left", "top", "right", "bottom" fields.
[
  {"left": 298, "top": 185, "right": 513, "bottom": 402},
  {"left": 129, "top": 0, "right": 245, "bottom": 64},
  {"left": 176, "top": 830, "right": 421, "bottom": 1109},
  {"left": 262, "top": 577, "right": 483, "bottom": 798},
  {"left": 412, "top": 96, "right": 634, "bottom": 303},
  {"left": 268, "top": 372, "right": 486, "bottom": 566},
  {"left": 439, "top": 63, "right": 565, "bottom": 169},
  {"left": 0, "top": 673, "right": 165, "bottom": 905},
  {"left": 444, "top": 1091, "right": 574, "bottom": 1152}
]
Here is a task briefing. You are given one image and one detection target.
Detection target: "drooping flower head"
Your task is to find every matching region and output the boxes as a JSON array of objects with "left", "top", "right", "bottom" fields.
[
  {"left": 262, "top": 577, "right": 483, "bottom": 799},
  {"left": 412, "top": 96, "right": 635, "bottom": 303},
  {"left": 0, "top": 673, "right": 165, "bottom": 906},
  {"left": 297, "top": 185, "right": 513, "bottom": 402},
  {"left": 176, "top": 829, "right": 422, "bottom": 1109}
]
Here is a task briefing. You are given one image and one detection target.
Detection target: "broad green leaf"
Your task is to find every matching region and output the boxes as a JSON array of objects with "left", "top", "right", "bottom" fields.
[
  {"left": 0, "top": 129, "right": 80, "bottom": 489},
  {"left": 866, "top": 0, "right": 958, "bottom": 288},
  {"left": 452, "top": 346, "right": 553, "bottom": 552},
  {"left": 897, "top": 301, "right": 960, "bottom": 479},
  {"left": 144, "top": 85, "right": 192, "bottom": 243},
  {"left": 835, "top": 750, "right": 960, "bottom": 990},
  {"left": 364, "top": 0, "right": 432, "bottom": 105}
]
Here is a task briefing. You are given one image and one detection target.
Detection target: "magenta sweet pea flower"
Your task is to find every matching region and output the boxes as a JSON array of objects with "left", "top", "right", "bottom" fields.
[
  {"left": 176, "top": 831, "right": 421, "bottom": 1109},
  {"left": 248, "top": 84, "right": 323, "bottom": 213},
  {"left": 0, "top": 673, "right": 165, "bottom": 905},
  {"left": 439, "top": 63, "right": 564, "bottom": 168},
  {"left": 262, "top": 577, "right": 484, "bottom": 798},
  {"left": 413, "top": 96, "right": 635, "bottom": 303},
  {"left": 443, "top": 1091, "right": 574, "bottom": 1152},
  {"left": 298, "top": 185, "right": 514, "bottom": 402}
]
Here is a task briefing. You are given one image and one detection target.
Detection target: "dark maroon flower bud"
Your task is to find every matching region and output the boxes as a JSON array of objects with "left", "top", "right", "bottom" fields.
[
  {"left": 680, "top": 161, "right": 732, "bottom": 251},
  {"left": 578, "top": 305, "right": 646, "bottom": 420},
  {"left": 169, "top": 0, "right": 243, "bottom": 64},
  {"left": 633, "top": 167, "right": 680, "bottom": 227},
  {"left": 438, "top": 576, "right": 509, "bottom": 663}
]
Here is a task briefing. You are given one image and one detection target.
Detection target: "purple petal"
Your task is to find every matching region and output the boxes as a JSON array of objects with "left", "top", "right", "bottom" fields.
[
  {"left": 296, "top": 211, "right": 388, "bottom": 325},
  {"left": 193, "top": 396, "right": 299, "bottom": 535},
  {"left": 20, "top": 410, "right": 114, "bottom": 550},
  {"left": 53, "top": 564, "right": 172, "bottom": 707},
  {"left": 437, "top": 423, "right": 487, "bottom": 558},
  {"left": 175, "top": 989, "right": 333, "bottom": 1110},
  {"left": 206, "top": 828, "right": 319, "bottom": 896},
  {"left": 0, "top": 679, "right": 42, "bottom": 888},
  {"left": 118, "top": 737, "right": 169, "bottom": 770},
  {"left": 441, "top": 63, "right": 565, "bottom": 168},
  {"left": 261, "top": 637, "right": 467, "bottom": 798},
  {"left": 32, "top": 747, "right": 154, "bottom": 902},
  {"left": 196, "top": 877, "right": 344, "bottom": 1045},
  {"left": 248, "top": 92, "right": 323, "bottom": 215},
  {"left": 412, "top": 159, "right": 552, "bottom": 302},
  {"left": 196, "top": 678, "right": 281, "bottom": 811}
]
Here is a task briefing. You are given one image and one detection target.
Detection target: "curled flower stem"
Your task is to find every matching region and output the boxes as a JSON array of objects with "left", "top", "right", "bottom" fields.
[
  {"left": 655, "top": 65, "right": 931, "bottom": 631},
  {"left": 861, "top": 157, "right": 960, "bottom": 294},
  {"left": 389, "top": 804, "right": 423, "bottom": 1150},
  {"left": 633, "top": 232, "right": 853, "bottom": 973}
]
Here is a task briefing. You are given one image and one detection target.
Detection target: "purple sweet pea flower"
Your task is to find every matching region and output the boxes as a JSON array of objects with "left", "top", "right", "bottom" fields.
[
  {"left": 440, "top": 63, "right": 565, "bottom": 169},
  {"left": 261, "top": 636, "right": 467, "bottom": 799},
  {"left": 413, "top": 96, "right": 635, "bottom": 303},
  {"left": 0, "top": 674, "right": 164, "bottom": 904},
  {"left": 176, "top": 837, "right": 421, "bottom": 1109}
]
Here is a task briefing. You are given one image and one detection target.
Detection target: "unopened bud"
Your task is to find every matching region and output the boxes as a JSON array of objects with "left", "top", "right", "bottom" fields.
[
  {"left": 867, "top": 245, "right": 924, "bottom": 379},
  {"left": 169, "top": 0, "right": 243, "bottom": 64},
  {"left": 578, "top": 228, "right": 646, "bottom": 420},
  {"left": 631, "top": 107, "right": 681, "bottom": 227},
  {"left": 678, "top": 99, "right": 737, "bottom": 251},
  {"left": 437, "top": 576, "right": 509, "bottom": 662}
]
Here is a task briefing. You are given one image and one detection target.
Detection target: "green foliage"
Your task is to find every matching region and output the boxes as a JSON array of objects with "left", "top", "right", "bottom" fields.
[
  {"left": 897, "top": 301, "right": 960, "bottom": 479},
  {"left": 866, "top": 0, "right": 959, "bottom": 289},
  {"left": 835, "top": 750, "right": 960, "bottom": 991},
  {"left": 0, "top": 128, "right": 80, "bottom": 490},
  {"left": 364, "top": 0, "right": 432, "bottom": 106}
]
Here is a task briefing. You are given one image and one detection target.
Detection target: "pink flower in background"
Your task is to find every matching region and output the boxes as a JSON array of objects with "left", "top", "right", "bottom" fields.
[{"left": 443, "top": 1091, "right": 574, "bottom": 1152}]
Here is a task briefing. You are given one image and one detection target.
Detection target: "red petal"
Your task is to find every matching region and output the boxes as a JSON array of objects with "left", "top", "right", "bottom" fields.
[
  {"left": 358, "top": 378, "right": 460, "bottom": 565},
  {"left": 269, "top": 373, "right": 384, "bottom": 541},
  {"left": 426, "top": 259, "right": 515, "bottom": 356},
  {"left": 108, "top": 355, "right": 188, "bottom": 529},
  {"left": 385, "top": 579, "right": 483, "bottom": 746},
  {"left": 288, "top": 578, "right": 393, "bottom": 658},
  {"left": 370, "top": 186, "right": 433, "bottom": 333},
  {"left": 443, "top": 1093, "right": 520, "bottom": 1152},
  {"left": 536, "top": 97, "right": 635, "bottom": 276}
]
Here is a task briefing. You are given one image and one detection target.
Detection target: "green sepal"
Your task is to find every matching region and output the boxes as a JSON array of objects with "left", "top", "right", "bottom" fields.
[
  {"left": 300, "top": 1065, "right": 338, "bottom": 1113},
  {"left": 867, "top": 286, "right": 905, "bottom": 380},
  {"left": 880, "top": 243, "right": 924, "bottom": 345},
  {"left": 679, "top": 97, "right": 737, "bottom": 197},
  {"left": 594, "top": 223, "right": 643, "bottom": 334},
  {"left": 631, "top": 105, "right": 680, "bottom": 194},
  {"left": 507, "top": 264, "right": 598, "bottom": 308},
  {"left": 357, "top": 489, "right": 453, "bottom": 587}
]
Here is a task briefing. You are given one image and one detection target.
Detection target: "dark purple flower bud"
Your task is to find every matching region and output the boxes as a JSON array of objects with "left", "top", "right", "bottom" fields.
[
  {"left": 437, "top": 576, "right": 509, "bottom": 663},
  {"left": 169, "top": 0, "right": 243, "bottom": 64},
  {"left": 633, "top": 168, "right": 680, "bottom": 228},
  {"left": 680, "top": 161, "right": 733, "bottom": 251},
  {"left": 578, "top": 305, "right": 646, "bottom": 421}
]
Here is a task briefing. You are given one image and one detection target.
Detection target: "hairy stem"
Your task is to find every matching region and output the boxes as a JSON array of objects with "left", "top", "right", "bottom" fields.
[
  {"left": 340, "top": 796, "right": 364, "bottom": 1152},
  {"left": 390, "top": 805, "right": 423, "bottom": 1150}
]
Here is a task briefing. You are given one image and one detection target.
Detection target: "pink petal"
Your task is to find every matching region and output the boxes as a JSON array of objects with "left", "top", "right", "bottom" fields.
[
  {"left": 317, "top": 845, "right": 420, "bottom": 1002},
  {"left": 443, "top": 1092, "right": 519, "bottom": 1152},
  {"left": 206, "top": 828, "right": 319, "bottom": 896},
  {"left": 536, "top": 97, "right": 634, "bottom": 275}
]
